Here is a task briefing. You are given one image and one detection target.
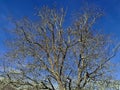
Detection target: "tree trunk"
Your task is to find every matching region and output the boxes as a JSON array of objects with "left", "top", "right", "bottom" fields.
[
  {"left": 58, "top": 84, "right": 65, "bottom": 90},
  {"left": 57, "top": 78, "right": 65, "bottom": 90}
]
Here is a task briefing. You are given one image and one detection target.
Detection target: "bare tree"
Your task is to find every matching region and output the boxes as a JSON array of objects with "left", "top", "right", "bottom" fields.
[{"left": 3, "top": 6, "right": 118, "bottom": 90}]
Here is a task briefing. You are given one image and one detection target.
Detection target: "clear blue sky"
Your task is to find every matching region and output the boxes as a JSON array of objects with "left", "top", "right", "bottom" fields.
[{"left": 0, "top": 0, "right": 120, "bottom": 78}]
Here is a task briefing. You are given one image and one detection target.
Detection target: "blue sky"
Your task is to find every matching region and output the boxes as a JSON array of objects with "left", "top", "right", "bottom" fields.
[{"left": 0, "top": 0, "right": 120, "bottom": 78}]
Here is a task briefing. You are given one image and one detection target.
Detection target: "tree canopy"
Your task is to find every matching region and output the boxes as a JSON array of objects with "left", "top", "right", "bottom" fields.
[{"left": 1, "top": 6, "right": 119, "bottom": 90}]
